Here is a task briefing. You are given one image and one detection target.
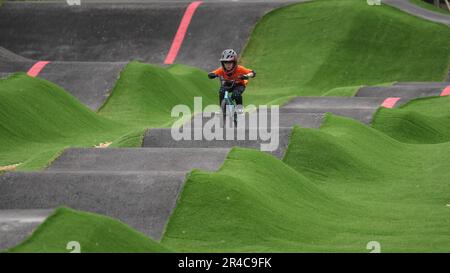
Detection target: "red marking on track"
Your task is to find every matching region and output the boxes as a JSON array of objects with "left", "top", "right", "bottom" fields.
[
  {"left": 440, "top": 86, "right": 450, "bottom": 96},
  {"left": 164, "top": 1, "right": 202, "bottom": 65},
  {"left": 27, "top": 61, "right": 50, "bottom": 77},
  {"left": 381, "top": 97, "right": 401, "bottom": 108}
]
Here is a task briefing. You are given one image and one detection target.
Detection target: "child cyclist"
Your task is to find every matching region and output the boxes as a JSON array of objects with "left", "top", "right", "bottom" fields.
[{"left": 207, "top": 49, "right": 256, "bottom": 113}]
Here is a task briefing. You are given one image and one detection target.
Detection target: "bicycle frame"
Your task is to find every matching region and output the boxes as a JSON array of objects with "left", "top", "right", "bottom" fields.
[
  {"left": 223, "top": 90, "right": 237, "bottom": 115},
  {"left": 218, "top": 76, "right": 239, "bottom": 127}
]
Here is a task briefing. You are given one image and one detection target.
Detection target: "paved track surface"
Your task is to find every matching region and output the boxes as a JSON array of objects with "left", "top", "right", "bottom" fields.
[
  {"left": 0, "top": 2, "right": 184, "bottom": 62},
  {"left": 0, "top": 1, "right": 294, "bottom": 69},
  {"left": 358, "top": 85, "right": 443, "bottom": 98},
  {"left": 47, "top": 147, "right": 230, "bottom": 172},
  {"left": 143, "top": 127, "right": 294, "bottom": 158},
  {"left": 394, "top": 82, "right": 450, "bottom": 87},
  {"left": 0, "top": 209, "right": 53, "bottom": 250},
  {"left": 383, "top": 0, "right": 450, "bottom": 26},
  {"left": 38, "top": 61, "right": 127, "bottom": 110}
]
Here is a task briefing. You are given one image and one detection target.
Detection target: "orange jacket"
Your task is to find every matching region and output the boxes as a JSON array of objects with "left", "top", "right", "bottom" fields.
[{"left": 212, "top": 65, "right": 254, "bottom": 86}]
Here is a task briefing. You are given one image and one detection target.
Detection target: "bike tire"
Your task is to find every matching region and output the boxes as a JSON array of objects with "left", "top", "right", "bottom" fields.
[
  {"left": 221, "top": 99, "right": 238, "bottom": 127},
  {"left": 221, "top": 99, "right": 228, "bottom": 125}
]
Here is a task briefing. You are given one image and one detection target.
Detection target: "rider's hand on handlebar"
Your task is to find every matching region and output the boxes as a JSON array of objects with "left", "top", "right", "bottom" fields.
[
  {"left": 238, "top": 74, "right": 249, "bottom": 80},
  {"left": 208, "top": 72, "right": 217, "bottom": 79}
]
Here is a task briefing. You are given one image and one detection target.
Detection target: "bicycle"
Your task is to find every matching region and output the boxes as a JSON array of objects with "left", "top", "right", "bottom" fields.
[{"left": 218, "top": 76, "right": 239, "bottom": 127}]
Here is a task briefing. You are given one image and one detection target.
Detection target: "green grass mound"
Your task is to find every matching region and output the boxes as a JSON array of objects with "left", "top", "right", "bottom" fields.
[
  {"left": 372, "top": 96, "right": 450, "bottom": 143},
  {"left": 162, "top": 114, "right": 450, "bottom": 252},
  {"left": 162, "top": 147, "right": 357, "bottom": 252},
  {"left": 241, "top": 0, "right": 450, "bottom": 104},
  {"left": 0, "top": 62, "right": 217, "bottom": 169},
  {"left": 321, "top": 85, "right": 362, "bottom": 97},
  {"left": 98, "top": 61, "right": 217, "bottom": 127},
  {"left": 109, "top": 128, "right": 146, "bottom": 148},
  {"left": 321, "top": 82, "right": 395, "bottom": 97},
  {"left": 284, "top": 115, "right": 450, "bottom": 252},
  {"left": 391, "top": 95, "right": 450, "bottom": 117},
  {"left": 8, "top": 207, "right": 171, "bottom": 253},
  {"left": 0, "top": 73, "right": 131, "bottom": 169}
]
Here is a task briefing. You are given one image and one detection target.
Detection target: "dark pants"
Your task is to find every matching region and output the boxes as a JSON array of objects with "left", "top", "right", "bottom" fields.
[{"left": 219, "top": 85, "right": 245, "bottom": 106}]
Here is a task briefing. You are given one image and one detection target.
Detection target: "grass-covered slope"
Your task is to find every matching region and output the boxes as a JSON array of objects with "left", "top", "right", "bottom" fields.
[
  {"left": 240, "top": 0, "right": 450, "bottom": 105},
  {"left": 0, "top": 62, "right": 216, "bottom": 170},
  {"left": 321, "top": 85, "right": 362, "bottom": 97},
  {"left": 162, "top": 114, "right": 450, "bottom": 252},
  {"left": 372, "top": 96, "right": 450, "bottom": 143},
  {"left": 8, "top": 207, "right": 171, "bottom": 253},
  {"left": 162, "top": 147, "right": 356, "bottom": 252},
  {"left": 282, "top": 115, "right": 450, "bottom": 252},
  {"left": 98, "top": 62, "right": 218, "bottom": 127},
  {"left": 0, "top": 73, "right": 131, "bottom": 169}
]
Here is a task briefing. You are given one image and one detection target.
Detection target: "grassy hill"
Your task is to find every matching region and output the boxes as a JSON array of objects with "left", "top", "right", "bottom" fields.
[
  {"left": 98, "top": 62, "right": 217, "bottom": 127},
  {"left": 240, "top": 0, "right": 450, "bottom": 105},
  {"left": 372, "top": 96, "right": 450, "bottom": 143},
  {"left": 8, "top": 207, "right": 171, "bottom": 253},
  {"left": 162, "top": 113, "right": 450, "bottom": 252},
  {"left": 0, "top": 63, "right": 217, "bottom": 170},
  {"left": 0, "top": 73, "right": 130, "bottom": 170}
]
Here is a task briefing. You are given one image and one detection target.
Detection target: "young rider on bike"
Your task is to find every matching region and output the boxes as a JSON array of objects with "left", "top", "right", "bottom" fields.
[{"left": 207, "top": 49, "right": 256, "bottom": 113}]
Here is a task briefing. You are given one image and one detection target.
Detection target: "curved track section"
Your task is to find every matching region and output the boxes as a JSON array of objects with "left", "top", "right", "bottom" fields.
[
  {"left": 0, "top": 2, "right": 184, "bottom": 62},
  {"left": 394, "top": 82, "right": 450, "bottom": 87},
  {"left": 39, "top": 61, "right": 127, "bottom": 110},
  {"left": 0, "top": 1, "right": 294, "bottom": 69},
  {"left": 0, "top": 209, "right": 52, "bottom": 250},
  {"left": 383, "top": 0, "right": 450, "bottom": 26},
  {"left": 356, "top": 84, "right": 450, "bottom": 106}
]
